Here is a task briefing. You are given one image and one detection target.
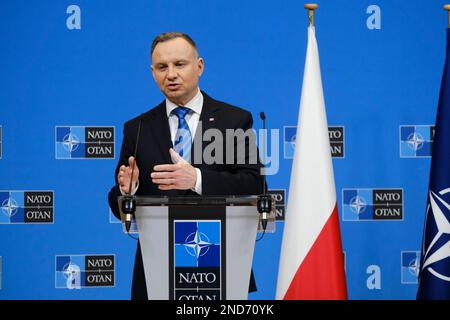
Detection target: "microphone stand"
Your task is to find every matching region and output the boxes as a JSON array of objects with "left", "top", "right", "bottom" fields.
[
  {"left": 257, "top": 112, "right": 273, "bottom": 233},
  {"left": 121, "top": 119, "right": 142, "bottom": 233}
]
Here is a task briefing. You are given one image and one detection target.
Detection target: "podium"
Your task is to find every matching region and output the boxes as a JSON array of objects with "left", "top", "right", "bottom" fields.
[{"left": 118, "top": 196, "right": 259, "bottom": 300}]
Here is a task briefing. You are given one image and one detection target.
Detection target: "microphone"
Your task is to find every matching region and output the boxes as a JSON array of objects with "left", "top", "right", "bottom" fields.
[
  {"left": 121, "top": 117, "right": 142, "bottom": 233},
  {"left": 257, "top": 112, "right": 273, "bottom": 232}
]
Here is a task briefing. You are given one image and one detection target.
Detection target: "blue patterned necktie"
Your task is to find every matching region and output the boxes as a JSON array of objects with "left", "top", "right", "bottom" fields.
[{"left": 172, "top": 106, "right": 192, "bottom": 162}]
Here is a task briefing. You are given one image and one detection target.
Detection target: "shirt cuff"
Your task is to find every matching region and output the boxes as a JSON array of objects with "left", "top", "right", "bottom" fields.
[
  {"left": 120, "top": 180, "right": 139, "bottom": 196},
  {"left": 193, "top": 168, "right": 202, "bottom": 195}
]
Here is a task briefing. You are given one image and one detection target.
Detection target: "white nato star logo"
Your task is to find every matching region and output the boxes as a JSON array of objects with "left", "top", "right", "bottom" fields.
[
  {"left": 62, "top": 133, "right": 80, "bottom": 152},
  {"left": 349, "top": 195, "right": 367, "bottom": 214},
  {"left": 1, "top": 197, "right": 18, "bottom": 217},
  {"left": 421, "top": 188, "right": 450, "bottom": 281},
  {"left": 406, "top": 132, "right": 424, "bottom": 151},
  {"left": 183, "top": 231, "right": 212, "bottom": 259},
  {"left": 63, "top": 262, "right": 81, "bottom": 289},
  {"left": 408, "top": 256, "right": 420, "bottom": 277}
]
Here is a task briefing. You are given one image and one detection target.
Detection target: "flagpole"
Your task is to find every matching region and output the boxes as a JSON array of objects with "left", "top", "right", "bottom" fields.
[
  {"left": 304, "top": 3, "right": 318, "bottom": 27},
  {"left": 445, "top": 5, "right": 450, "bottom": 28}
]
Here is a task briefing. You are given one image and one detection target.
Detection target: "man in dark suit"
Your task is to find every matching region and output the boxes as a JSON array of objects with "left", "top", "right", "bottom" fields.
[{"left": 108, "top": 32, "right": 263, "bottom": 300}]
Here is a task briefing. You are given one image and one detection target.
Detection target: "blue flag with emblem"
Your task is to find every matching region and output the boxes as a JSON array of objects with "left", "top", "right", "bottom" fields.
[{"left": 417, "top": 29, "right": 450, "bottom": 300}]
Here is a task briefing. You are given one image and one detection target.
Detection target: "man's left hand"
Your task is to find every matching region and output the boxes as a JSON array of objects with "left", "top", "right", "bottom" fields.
[{"left": 151, "top": 148, "right": 197, "bottom": 190}]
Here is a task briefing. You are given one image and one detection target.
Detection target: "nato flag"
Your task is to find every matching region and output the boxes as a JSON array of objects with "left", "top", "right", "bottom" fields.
[{"left": 417, "top": 29, "right": 450, "bottom": 300}]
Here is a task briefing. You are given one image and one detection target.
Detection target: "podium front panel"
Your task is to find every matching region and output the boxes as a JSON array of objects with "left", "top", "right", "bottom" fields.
[
  {"left": 132, "top": 196, "right": 258, "bottom": 300},
  {"left": 225, "top": 206, "right": 259, "bottom": 299},
  {"left": 134, "top": 206, "right": 169, "bottom": 300}
]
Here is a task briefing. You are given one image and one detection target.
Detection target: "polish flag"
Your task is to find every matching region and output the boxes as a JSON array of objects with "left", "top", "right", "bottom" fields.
[{"left": 275, "top": 26, "right": 347, "bottom": 300}]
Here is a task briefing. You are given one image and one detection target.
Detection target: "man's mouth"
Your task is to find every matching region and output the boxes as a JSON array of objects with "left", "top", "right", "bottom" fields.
[{"left": 167, "top": 83, "right": 181, "bottom": 91}]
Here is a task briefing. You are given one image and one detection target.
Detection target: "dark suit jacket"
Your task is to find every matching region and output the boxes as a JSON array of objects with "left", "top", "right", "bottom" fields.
[{"left": 108, "top": 92, "right": 264, "bottom": 300}]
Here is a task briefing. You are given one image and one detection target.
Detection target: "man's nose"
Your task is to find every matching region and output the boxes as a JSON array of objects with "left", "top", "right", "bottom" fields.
[{"left": 167, "top": 65, "right": 177, "bottom": 79}]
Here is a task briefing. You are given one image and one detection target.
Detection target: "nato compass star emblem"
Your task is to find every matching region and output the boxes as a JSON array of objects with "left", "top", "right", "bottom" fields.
[
  {"left": 62, "top": 133, "right": 80, "bottom": 152},
  {"left": 406, "top": 132, "right": 425, "bottom": 151},
  {"left": 63, "top": 262, "right": 81, "bottom": 289},
  {"left": 421, "top": 188, "right": 450, "bottom": 281},
  {"left": 349, "top": 195, "right": 367, "bottom": 214},
  {"left": 183, "top": 230, "right": 213, "bottom": 259},
  {"left": 1, "top": 197, "right": 18, "bottom": 217}
]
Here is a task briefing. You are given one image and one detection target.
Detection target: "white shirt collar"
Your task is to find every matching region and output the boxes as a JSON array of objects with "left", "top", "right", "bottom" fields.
[{"left": 165, "top": 89, "right": 203, "bottom": 117}]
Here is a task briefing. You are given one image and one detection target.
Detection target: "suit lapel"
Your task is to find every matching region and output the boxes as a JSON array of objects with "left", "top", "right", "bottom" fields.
[
  {"left": 145, "top": 101, "right": 173, "bottom": 164},
  {"left": 192, "top": 92, "right": 220, "bottom": 166}
]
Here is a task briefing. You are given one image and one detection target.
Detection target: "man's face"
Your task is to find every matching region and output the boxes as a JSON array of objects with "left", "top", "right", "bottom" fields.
[{"left": 151, "top": 37, "right": 204, "bottom": 106}]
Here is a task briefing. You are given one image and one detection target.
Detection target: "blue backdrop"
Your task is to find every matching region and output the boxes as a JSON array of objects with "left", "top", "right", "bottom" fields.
[{"left": 0, "top": 0, "right": 445, "bottom": 299}]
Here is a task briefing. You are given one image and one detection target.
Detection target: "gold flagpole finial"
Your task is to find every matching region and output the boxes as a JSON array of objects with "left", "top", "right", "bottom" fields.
[
  {"left": 304, "top": 4, "right": 318, "bottom": 27},
  {"left": 445, "top": 5, "right": 450, "bottom": 28}
]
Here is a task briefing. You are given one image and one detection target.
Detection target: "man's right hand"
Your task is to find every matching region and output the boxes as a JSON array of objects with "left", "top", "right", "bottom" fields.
[{"left": 118, "top": 156, "right": 140, "bottom": 194}]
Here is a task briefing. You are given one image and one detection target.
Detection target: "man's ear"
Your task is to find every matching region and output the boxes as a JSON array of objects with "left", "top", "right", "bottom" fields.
[
  {"left": 150, "top": 64, "right": 156, "bottom": 81},
  {"left": 197, "top": 58, "right": 205, "bottom": 77}
]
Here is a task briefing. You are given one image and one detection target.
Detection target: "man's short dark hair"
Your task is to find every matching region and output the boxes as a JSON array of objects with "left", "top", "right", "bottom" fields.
[{"left": 151, "top": 32, "right": 198, "bottom": 56}]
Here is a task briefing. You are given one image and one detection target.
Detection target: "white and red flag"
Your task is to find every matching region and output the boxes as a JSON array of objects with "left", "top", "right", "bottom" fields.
[{"left": 275, "top": 26, "right": 347, "bottom": 300}]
